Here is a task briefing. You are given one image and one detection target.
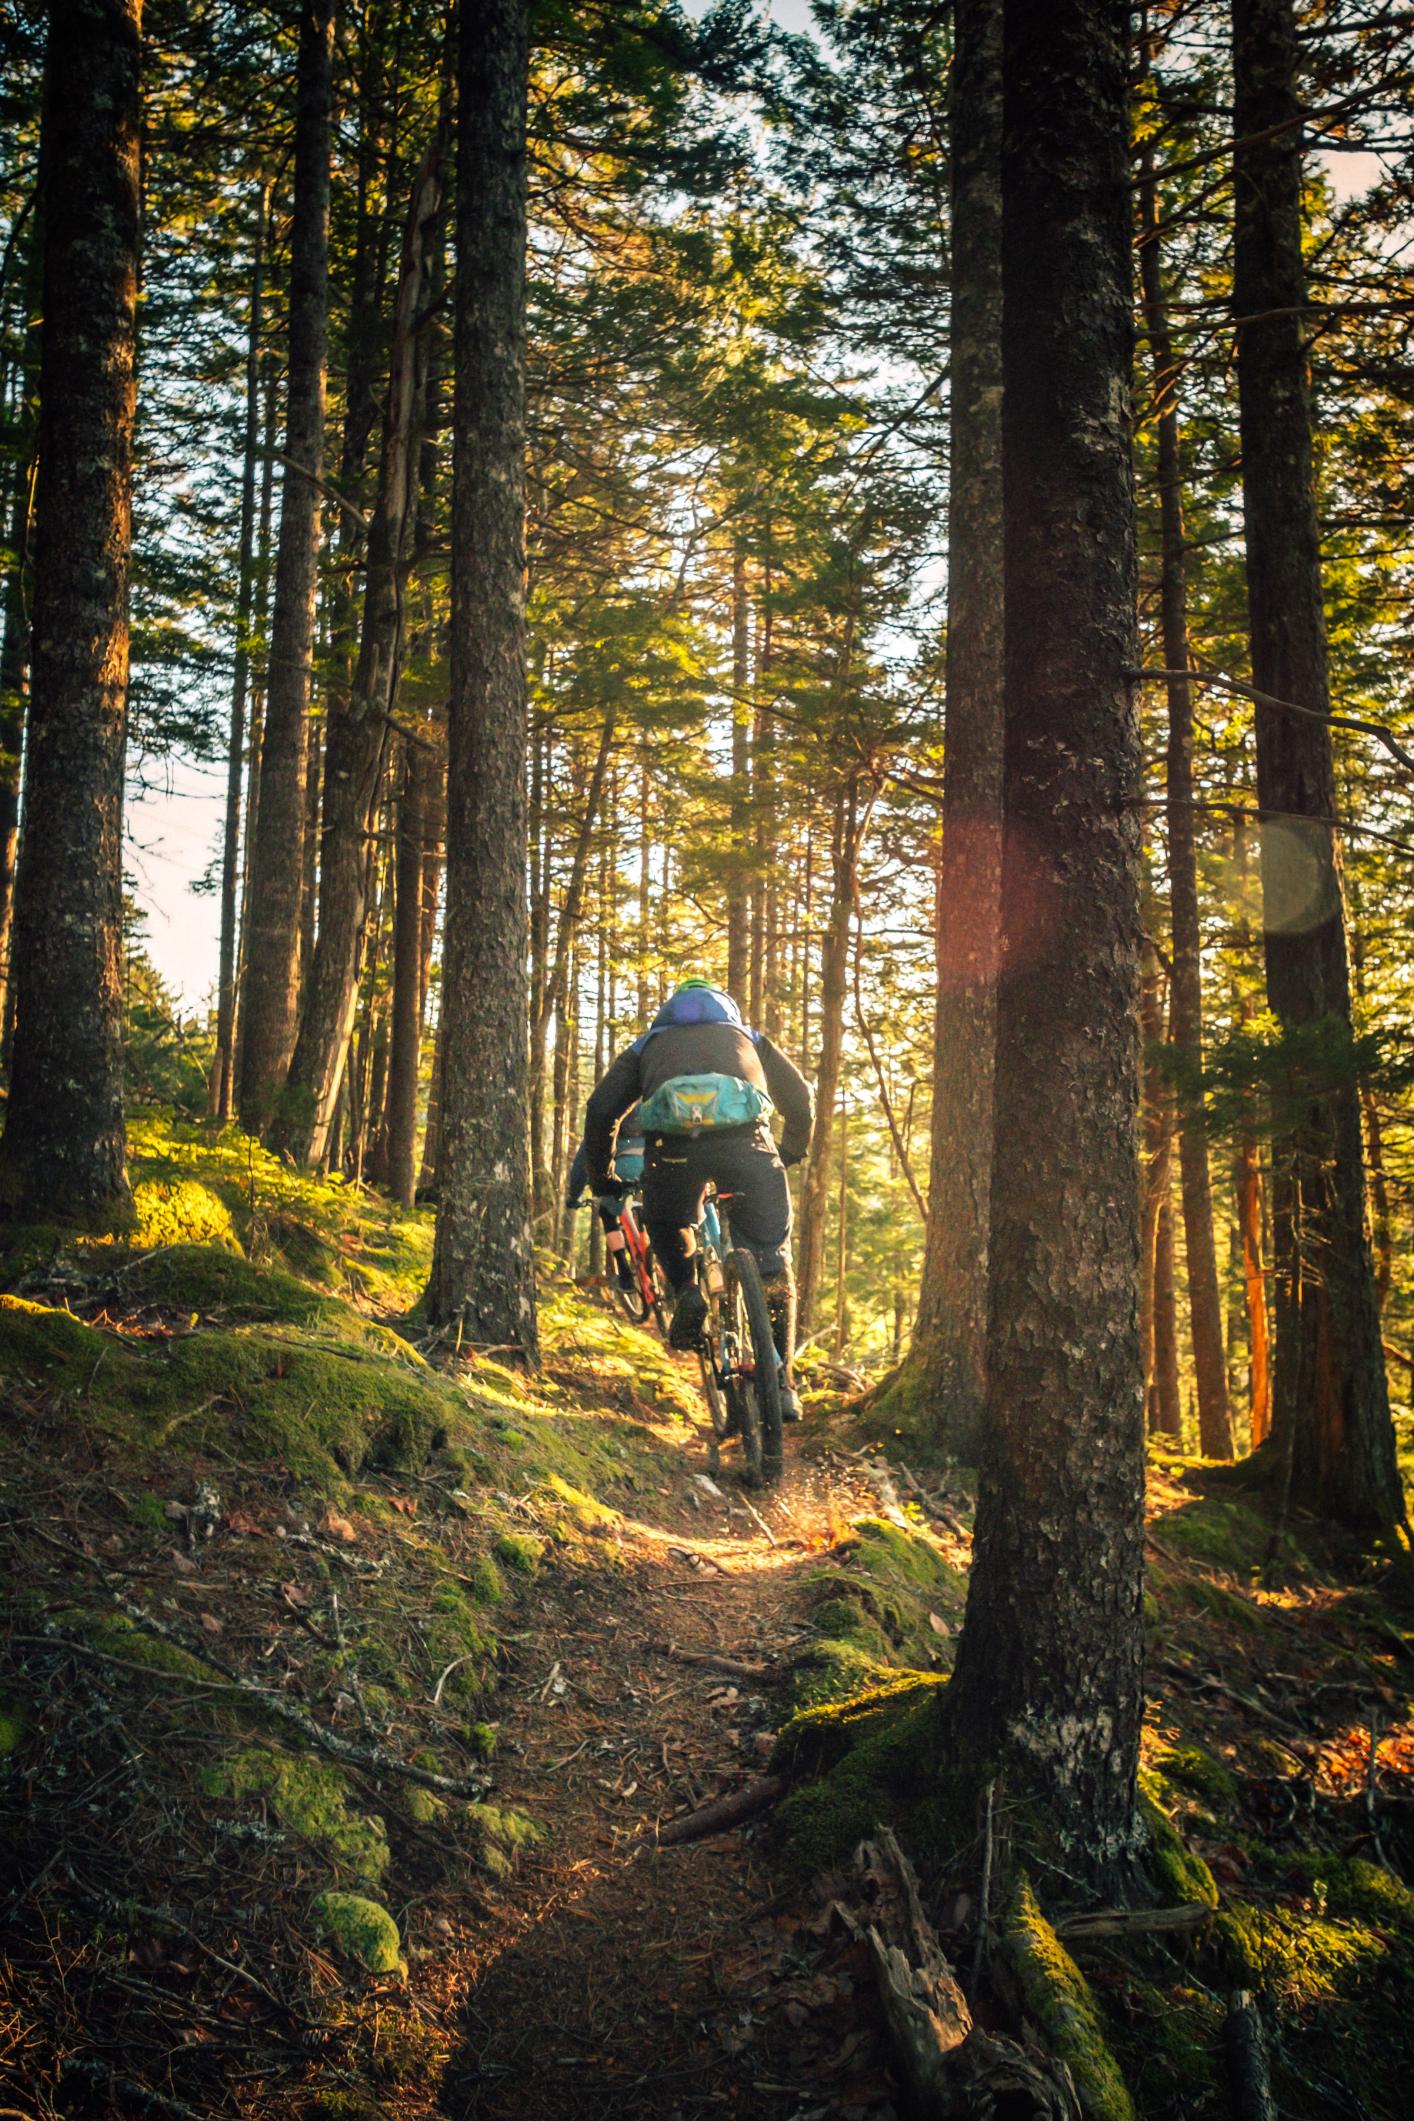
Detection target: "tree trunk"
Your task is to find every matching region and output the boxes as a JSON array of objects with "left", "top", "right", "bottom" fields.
[
  {"left": 529, "top": 702, "right": 614, "bottom": 1096},
  {"left": 234, "top": 343, "right": 281, "bottom": 1068},
  {"left": 943, "top": 0, "right": 1144, "bottom": 1882},
  {"left": 1150, "top": 1194, "right": 1183, "bottom": 1440},
  {"left": 237, "top": 0, "right": 334, "bottom": 1130},
  {"left": 211, "top": 182, "right": 269, "bottom": 1120},
  {"left": 797, "top": 774, "right": 866, "bottom": 1334},
  {"left": 1139, "top": 949, "right": 1179, "bottom": 1438},
  {"left": 386, "top": 732, "right": 436, "bottom": 1207},
  {"left": 426, "top": 0, "right": 538, "bottom": 1358},
  {"left": 0, "top": 227, "right": 43, "bottom": 1037},
  {"left": 911, "top": 0, "right": 1004, "bottom": 1460},
  {"left": 1, "top": 0, "right": 142, "bottom": 1222},
  {"left": 1231, "top": 0, "right": 1401, "bottom": 1533},
  {"left": 727, "top": 542, "right": 751, "bottom": 1000},
  {"left": 277, "top": 134, "right": 443, "bottom": 1164},
  {"left": 1138, "top": 119, "right": 1233, "bottom": 1459}
]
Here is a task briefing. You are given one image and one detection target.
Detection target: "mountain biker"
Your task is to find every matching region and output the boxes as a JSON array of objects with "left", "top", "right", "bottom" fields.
[
  {"left": 583, "top": 979, "right": 814, "bottom": 1420},
  {"left": 566, "top": 1106, "right": 646, "bottom": 1297}
]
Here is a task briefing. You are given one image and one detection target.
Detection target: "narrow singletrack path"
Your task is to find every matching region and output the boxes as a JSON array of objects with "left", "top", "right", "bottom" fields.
[{"left": 440, "top": 1419, "right": 896, "bottom": 2121}]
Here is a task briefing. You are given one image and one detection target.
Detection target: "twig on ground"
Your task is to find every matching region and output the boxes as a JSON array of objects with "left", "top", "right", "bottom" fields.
[
  {"left": 652, "top": 1641, "right": 776, "bottom": 1682},
  {"left": 637, "top": 1773, "right": 785, "bottom": 1850},
  {"left": 738, "top": 1493, "right": 778, "bottom": 1547},
  {"left": 973, "top": 1779, "right": 996, "bottom": 1986}
]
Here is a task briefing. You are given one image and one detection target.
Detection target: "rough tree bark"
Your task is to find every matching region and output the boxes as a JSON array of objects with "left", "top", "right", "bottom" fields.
[
  {"left": 0, "top": 229, "right": 42, "bottom": 1035},
  {"left": 1137, "top": 117, "right": 1234, "bottom": 1458},
  {"left": 797, "top": 771, "right": 869, "bottom": 1335},
  {"left": 425, "top": 0, "right": 538, "bottom": 1358},
  {"left": 910, "top": 0, "right": 1004, "bottom": 1461},
  {"left": 210, "top": 182, "right": 269, "bottom": 1120},
  {"left": 0, "top": 0, "right": 142, "bottom": 1221},
  {"left": 1231, "top": 0, "right": 1401, "bottom": 1533},
  {"left": 237, "top": 0, "right": 334, "bottom": 1130},
  {"left": 726, "top": 540, "right": 751, "bottom": 1001},
  {"left": 277, "top": 134, "right": 443, "bottom": 1165},
  {"left": 942, "top": 0, "right": 1145, "bottom": 1880},
  {"left": 386, "top": 731, "right": 438, "bottom": 1207}
]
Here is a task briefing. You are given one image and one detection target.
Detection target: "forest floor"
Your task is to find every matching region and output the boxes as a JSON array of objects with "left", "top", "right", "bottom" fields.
[{"left": 1, "top": 1117, "right": 1413, "bottom": 2121}]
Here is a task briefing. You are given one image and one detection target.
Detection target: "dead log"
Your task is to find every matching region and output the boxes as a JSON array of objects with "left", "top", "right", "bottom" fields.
[
  {"left": 1225, "top": 1990, "right": 1277, "bottom": 2121},
  {"left": 641, "top": 1773, "right": 785, "bottom": 1849},
  {"left": 851, "top": 1833, "right": 1084, "bottom": 2120}
]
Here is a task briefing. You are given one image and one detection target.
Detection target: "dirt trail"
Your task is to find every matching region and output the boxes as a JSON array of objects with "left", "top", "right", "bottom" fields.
[{"left": 440, "top": 1422, "right": 893, "bottom": 2121}]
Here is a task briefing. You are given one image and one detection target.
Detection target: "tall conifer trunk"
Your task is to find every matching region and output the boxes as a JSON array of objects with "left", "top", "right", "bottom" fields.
[
  {"left": 278, "top": 135, "right": 443, "bottom": 1165},
  {"left": 1, "top": 0, "right": 142, "bottom": 1221},
  {"left": 1231, "top": 0, "right": 1401, "bottom": 1532},
  {"left": 426, "top": 0, "right": 537, "bottom": 1358},
  {"left": 796, "top": 776, "right": 863, "bottom": 1334},
  {"left": 943, "top": 0, "right": 1145, "bottom": 1878},
  {"left": 726, "top": 542, "right": 751, "bottom": 1000},
  {"left": 238, "top": 0, "right": 334, "bottom": 1129},
  {"left": 911, "top": 0, "right": 1003, "bottom": 1460},
  {"left": 211, "top": 183, "right": 269, "bottom": 1119},
  {"left": 1138, "top": 119, "right": 1233, "bottom": 1458},
  {"left": 0, "top": 231, "right": 43, "bottom": 1035}
]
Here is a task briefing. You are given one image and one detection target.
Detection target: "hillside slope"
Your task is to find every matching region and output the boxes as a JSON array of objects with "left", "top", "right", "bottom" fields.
[{"left": 2, "top": 1118, "right": 1412, "bottom": 2120}]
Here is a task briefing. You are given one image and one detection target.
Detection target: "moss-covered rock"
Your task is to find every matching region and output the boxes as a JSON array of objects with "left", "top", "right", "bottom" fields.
[
  {"left": 204, "top": 1747, "right": 390, "bottom": 1887},
  {"left": 310, "top": 1891, "right": 405, "bottom": 1976},
  {"left": 998, "top": 1879, "right": 1137, "bottom": 2121}
]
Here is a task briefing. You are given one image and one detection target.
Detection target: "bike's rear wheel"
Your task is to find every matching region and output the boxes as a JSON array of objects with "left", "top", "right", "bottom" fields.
[
  {"left": 613, "top": 1269, "right": 651, "bottom": 1325},
  {"left": 726, "top": 1249, "right": 783, "bottom": 1484}
]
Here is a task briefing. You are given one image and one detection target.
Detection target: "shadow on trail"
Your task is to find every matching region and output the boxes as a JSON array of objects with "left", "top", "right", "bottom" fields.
[{"left": 438, "top": 1439, "right": 894, "bottom": 2121}]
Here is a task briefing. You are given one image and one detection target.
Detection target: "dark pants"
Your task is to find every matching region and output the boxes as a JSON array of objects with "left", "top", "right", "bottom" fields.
[{"left": 642, "top": 1127, "right": 793, "bottom": 1292}]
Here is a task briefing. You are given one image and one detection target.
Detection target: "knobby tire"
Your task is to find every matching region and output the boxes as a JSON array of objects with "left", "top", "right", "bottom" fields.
[{"left": 726, "top": 1248, "right": 784, "bottom": 1485}]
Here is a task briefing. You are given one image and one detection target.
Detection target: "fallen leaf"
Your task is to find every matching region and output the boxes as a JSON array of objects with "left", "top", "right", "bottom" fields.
[
  {"left": 168, "top": 1548, "right": 198, "bottom": 1575},
  {"left": 320, "top": 1510, "right": 358, "bottom": 1545},
  {"left": 199, "top": 1612, "right": 224, "bottom": 1635},
  {"left": 928, "top": 1612, "right": 951, "bottom": 1638},
  {"left": 226, "top": 1508, "right": 265, "bottom": 1537}
]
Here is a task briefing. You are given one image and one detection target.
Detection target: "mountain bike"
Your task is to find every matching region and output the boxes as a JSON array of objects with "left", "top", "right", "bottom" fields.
[
  {"left": 607, "top": 1192, "right": 670, "bottom": 1338},
  {"left": 694, "top": 1187, "right": 785, "bottom": 1487},
  {"left": 574, "top": 1190, "right": 669, "bottom": 1338}
]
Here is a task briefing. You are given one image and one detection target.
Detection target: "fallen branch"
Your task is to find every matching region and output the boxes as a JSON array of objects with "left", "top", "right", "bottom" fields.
[
  {"left": 58, "top": 2061, "right": 203, "bottom": 2121},
  {"left": 639, "top": 1773, "right": 785, "bottom": 1849},
  {"left": 38, "top": 1599, "right": 493, "bottom": 1801},
  {"left": 1055, "top": 1903, "right": 1211, "bottom": 1942},
  {"left": 653, "top": 1641, "right": 776, "bottom": 1682}
]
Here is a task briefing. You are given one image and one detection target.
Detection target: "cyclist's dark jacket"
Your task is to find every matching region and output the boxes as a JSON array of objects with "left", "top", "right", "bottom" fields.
[{"left": 584, "top": 994, "right": 813, "bottom": 1193}]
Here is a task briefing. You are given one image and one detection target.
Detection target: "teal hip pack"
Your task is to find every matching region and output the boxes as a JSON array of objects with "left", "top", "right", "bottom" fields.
[{"left": 637, "top": 1073, "right": 774, "bottom": 1137}]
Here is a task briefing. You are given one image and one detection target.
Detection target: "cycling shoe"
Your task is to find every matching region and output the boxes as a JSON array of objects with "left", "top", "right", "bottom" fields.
[
  {"left": 779, "top": 1385, "right": 803, "bottom": 1424},
  {"left": 668, "top": 1284, "right": 709, "bottom": 1350}
]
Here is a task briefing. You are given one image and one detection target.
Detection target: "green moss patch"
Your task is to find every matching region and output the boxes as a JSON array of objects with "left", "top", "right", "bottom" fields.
[
  {"left": 1152, "top": 1741, "right": 1238, "bottom": 1808},
  {"left": 469, "top": 1803, "right": 543, "bottom": 1880},
  {"left": 771, "top": 1673, "right": 948, "bottom": 1872},
  {"left": 310, "top": 1891, "right": 404, "bottom": 1976},
  {"left": 1137, "top": 1779, "right": 1219, "bottom": 1910},
  {"left": 999, "top": 1879, "right": 1137, "bottom": 2121},
  {"left": 204, "top": 1748, "right": 389, "bottom": 1887}
]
